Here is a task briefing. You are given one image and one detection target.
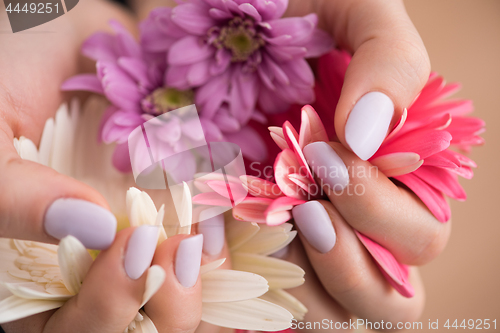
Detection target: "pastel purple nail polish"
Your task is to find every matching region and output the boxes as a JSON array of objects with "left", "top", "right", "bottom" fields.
[
  {"left": 176, "top": 234, "right": 203, "bottom": 288},
  {"left": 44, "top": 198, "right": 117, "bottom": 250},
  {"left": 345, "top": 92, "right": 394, "bottom": 160},
  {"left": 198, "top": 213, "right": 224, "bottom": 256},
  {"left": 124, "top": 225, "right": 159, "bottom": 280},
  {"left": 303, "top": 142, "right": 349, "bottom": 191},
  {"left": 292, "top": 201, "right": 336, "bottom": 253}
]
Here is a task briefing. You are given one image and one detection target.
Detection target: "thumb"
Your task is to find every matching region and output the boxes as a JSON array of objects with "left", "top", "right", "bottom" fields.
[
  {"left": 0, "top": 126, "right": 116, "bottom": 250},
  {"left": 331, "top": 0, "right": 430, "bottom": 160}
]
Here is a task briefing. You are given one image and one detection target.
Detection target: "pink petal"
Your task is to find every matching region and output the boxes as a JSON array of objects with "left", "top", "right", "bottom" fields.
[
  {"left": 283, "top": 123, "right": 315, "bottom": 183},
  {"left": 303, "top": 28, "right": 334, "bottom": 58},
  {"left": 394, "top": 173, "right": 451, "bottom": 222},
  {"left": 299, "top": 105, "right": 329, "bottom": 148},
  {"left": 269, "top": 126, "right": 289, "bottom": 150},
  {"left": 206, "top": 179, "right": 248, "bottom": 203},
  {"left": 370, "top": 152, "right": 421, "bottom": 172},
  {"left": 385, "top": 108, "right": 408, "bottom": 141},
  {"left": 377, "top": 129, "right": 451, "bottom": 160},
  {"left": 165, "top": 65, "right": 190, "bottom": 90},
  {"left": 356, "top": 231, "right": 414, "bottom": 298},
  {"left": 193, "top": 192, "right": 233, "bottom": 207},
  {"left": 171, "top": 3, "right": 215, "bottom": 35},
  {"left": 264, "top": 196, "right": 306, "bottom": 226},
  {"left": 274, "top": 149, "right": 307, "bottom": 200},
  {"left": 187, "top": 58, "right": 212, "bottom": 87},
  {"left": 168, "top": 36, "right": 214, "bottom": 66},
  {"left": 61, "top": 74, "right": 104, "bottom": 94},
  {"left": 233, "top": 197, "right": 274, "bottom": 223},
  {"left": 240, "top": 175, "right": 284, "bottom": 199},
  {"left": 413, "top": 166, "right": 466, "bottom": 201},
  {"left": 382, "top": 160, "right": 424, "bottom": 178},
  {"left": 112, "top": 142, "right": 133, "bottom": 173}
]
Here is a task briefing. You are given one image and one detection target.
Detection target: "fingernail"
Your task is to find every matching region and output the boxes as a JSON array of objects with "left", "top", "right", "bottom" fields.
[
  {"left": 198, "top": 213, "right": 224, "bottom": 256},
  {"left": 124, "top": 225, "right": 159, "bottom": 280},
  {"left": 176, "top": 234, "right": 203, "bottom": 288},
  {"left": 292, "top": 201, "right": 336, "bottom": 253},
  {"left": 345, "top": 92, "right": 394, "bottom": 160},
  {"left": 303, "top": 142, "right": 349, "bottom": 191},
  {"left": 44, "top": 198, "right": 117, "bottom": 250}
]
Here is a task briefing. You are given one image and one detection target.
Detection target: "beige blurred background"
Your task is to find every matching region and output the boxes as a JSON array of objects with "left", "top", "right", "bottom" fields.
[{"left": 401, "top": 0, "right": 500, "bottom": 330}]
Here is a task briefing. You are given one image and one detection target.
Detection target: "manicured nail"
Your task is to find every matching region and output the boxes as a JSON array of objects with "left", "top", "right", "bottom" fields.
[
  {"left": 176, "top": 234, "right": 203, "bottom": 288},
  {"left": 198, "top": 213, "right": 224, "bottom": 256},
  {"left": 345, "top": 92, "right": 394, "bottom": 160},
  {"left": 303, "top": 142, "right": 349, "bottom": 191},
  {"left": 44, "top": 198, "right": 117, "bottom": 250},
  {"left": 292, "top": 201, "right": 336, "bottom": 253},
  {"left": 124, "top": 225, "right": 159, "bottom": 280}
]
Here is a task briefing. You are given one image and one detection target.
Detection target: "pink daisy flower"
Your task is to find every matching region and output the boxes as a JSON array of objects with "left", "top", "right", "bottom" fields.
[
  {"left": 62, "top": 20, "right": 268, "bottom": 173},
  {"left": 314, "top": 50, "right": 485, "bottom": 223},
  {"left": 140, "top": 0, "right": 333, "bottom": 126},
  {"left": 193, "top": 105, "right": 415, "bottom": 297}
]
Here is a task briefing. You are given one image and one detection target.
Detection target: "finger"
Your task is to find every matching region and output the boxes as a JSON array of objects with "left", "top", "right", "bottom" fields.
[
  {"left": 0, "top": 129, "right": 117, "bottom": 249},
  {"left": 303, "top": 141, "right": 451, "bottom": 265},
  {"left": 292, "top": 200, "right": 425, "bottom": 323},
  {"left": 318, "top": 0, "right": 430, "bottom": 160},
  {"left": 279, "top": 237, "right": 353, "bottom": 330},
  {"left": 44, "top": 225, "right": 161, "bottom": 333},
  {"left": 145, "top": 234, "right": 204, "bottom": 333}
]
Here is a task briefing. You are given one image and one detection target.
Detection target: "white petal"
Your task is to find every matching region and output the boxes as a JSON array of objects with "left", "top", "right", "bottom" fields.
[
  {"left": 260, "top": 289, "right": 308, "bottom": 320},
  {"left": 201, "top": 298, "right": 292, "bottom": 331},
  {"left": 179, "top": 182, "right": 193, "bottom": 227},
  {"left": 231, "top": 253, "right": 305, "bottom": 289},
  {"left": 226, "top": 219, "right": 260, "bottom": 252},
  {"left": 57, "top": 236, "right": 93, "bottom": 295},
  {"left": 201, "top": 269, "right": 268, "bottom": 303},
  {"left": 39, "top": 117, "right": 55, "bottom": 166},
  {"left": 51, "top": 103, "right": 75, "bottom": 175},
  {"left": 126, "top": 187, "right": 142, "bottom": 219},
  {"left": 3, "top": 283, "right": 71, "bottom": 301},
  {"left": 0, "top": 295, "right": 64, "bottom": 324},
  {"left": 129, "top": 191, "right": 158, "bottom": 227},
  {"left": 17, "top": 137, "right": 39, "bottom": 162},
  {"left": 137, "top": 310, "right": 158, "bottom": 333},
  {"left": 155, "top": 205, "right": 168, "bottom": 244},
  {"left": 236, "top": 224, "right": 297, "bottom": 256},
  {"left": 200, "top": 258, "right": 226, "bottom": 275},
  {"left": 141, "top": 265, "right": 166, "bottom": 307}
]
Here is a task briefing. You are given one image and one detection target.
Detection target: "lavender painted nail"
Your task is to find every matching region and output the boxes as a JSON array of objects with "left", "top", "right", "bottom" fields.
[
  {"left": 345, "top": 92, "right": 394, "bottom": 160},
  {"left": 292, "top": 201, "right": 336, "bottom": 254},
  {"left": 303, "top": 142, "right": 349, "bottom": 191},
  {"left": 124, "top": 225, "right": 159, "bottom": 280},
  {"left": 176, "top": 234, "right": 203, "bottom": 288},
  {"left": 44, "top": 198, "right": 117, "bottom": 250},
  {"left": 198, "top": 213, "right": 224, "bottom": 256}
]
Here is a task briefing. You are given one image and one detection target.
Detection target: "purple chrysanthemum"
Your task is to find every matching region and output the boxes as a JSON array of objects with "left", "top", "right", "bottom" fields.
[
  {"left": 140, "top": 0, "right": 333, "bottom": 126},
  {"left": 62, "top": 20, "right": 268, "bottom": 173}
]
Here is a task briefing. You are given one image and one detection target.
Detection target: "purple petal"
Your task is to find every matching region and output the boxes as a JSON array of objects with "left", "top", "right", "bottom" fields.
[
  {"left": 187, "top": 58, "right": 212, "bottom": 87},
  {"left": 61, "top": 74, "right": 104, "bottom": 94},
  {"left": 210, "top": 49, "right": 231, "bottom": 76},
  {"left": 81, "top": 32, "right": 118, "bottom": 62},
  {"left": 264, "top": 57, "right": 290, "bottom": 85},
  {"left": 265, "top": 45, "right": 307, "bottom": 62},
  {"left": 209, "top": 8, "right": 233, "bottom": 20},
  {"left": 168, "top": 36, "right": 214, "bottom": 66},
  {"left": 213, "top": 107, "right": 241, "bottom": 132},
  {"left": 109, "top": 20, "right": 141, "bottom": 59},
  {"left": 112, "top": 142, "right": 133, "bottom": 173},
  {"left": 118, "top": 57, "right": 153, "bottom": 90},
  {"left": 304, "top": 28, "right": 335, "bottom": 58},
  {"left": 258, "top": 86, "right": 290, "bottom": 114},
  {"left": 200, "top": 118, "right": 224, "bottom": 141},
  {"left": 230, "top": 70, "right": 259, "bottom": 124},
  {"left": 238, "top": 3, "right": 262, "bottom": 21},
  {"left": 172, "top": 3, "right": 215, "bottom": 35},
  {"left": 195, "top": 72, "right": 230, "bottom": 118},
  {"left": 266, "top": 14, "right": 316, "bottom": 45},
  {"left": 280, "top": 58, "right": 314, "bottom": 87},
  {"left": 165, "top": 65, "right": 190, "bottom": 90},
  {"left": 254, "top": 0, "right": 287, "bottom": 21},
  {"left": 224, "top": 126, "right": 268, "bottom": 161}
]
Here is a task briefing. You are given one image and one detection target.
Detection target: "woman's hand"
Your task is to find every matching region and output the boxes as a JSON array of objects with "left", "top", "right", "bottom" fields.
[{"left": 0, "top": 0, "right": 137, "bottom": 248}]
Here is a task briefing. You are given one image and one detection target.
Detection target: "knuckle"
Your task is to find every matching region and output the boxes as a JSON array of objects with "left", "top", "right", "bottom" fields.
[
  {"left": 392, "top": 38, "right": 431, "bottom": 91},
  {"left": 412, "top": 220, "right": 451, "bottom": 265}
]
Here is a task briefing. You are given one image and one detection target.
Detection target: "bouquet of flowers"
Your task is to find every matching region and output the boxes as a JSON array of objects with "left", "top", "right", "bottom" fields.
[{"left": 0, "top": 0, "right": 484, "bottom": 332}]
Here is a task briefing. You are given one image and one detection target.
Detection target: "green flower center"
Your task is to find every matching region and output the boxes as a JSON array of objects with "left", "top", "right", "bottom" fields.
[
  {"left": 142, "top": 88, "right": 194, "bottom": 115},
  {"left": 215, "top": 17, "right": 264, "bottom": 62}
]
